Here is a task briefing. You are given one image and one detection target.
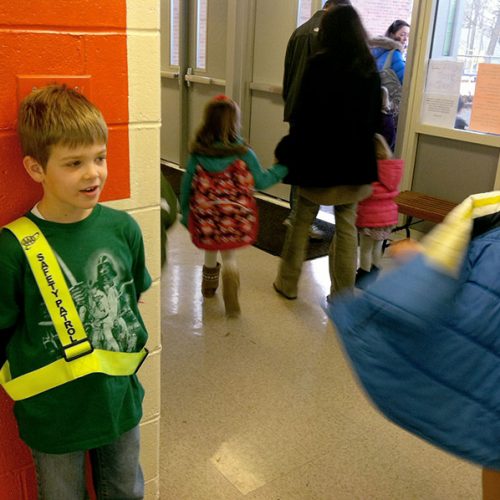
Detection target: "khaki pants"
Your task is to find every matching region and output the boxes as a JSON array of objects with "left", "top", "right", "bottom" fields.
[{"left": 274, "top": 185, "right": 371, "bottom": 298}]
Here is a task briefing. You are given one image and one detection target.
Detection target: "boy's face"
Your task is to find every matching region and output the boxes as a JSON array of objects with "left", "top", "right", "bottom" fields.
[{"left": 24, "top": 142, "right": 108, "bottom": 223}]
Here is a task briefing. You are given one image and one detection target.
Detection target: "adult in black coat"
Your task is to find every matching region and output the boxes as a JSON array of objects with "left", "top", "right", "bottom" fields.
[
  {"left": 273, "top": 5, "right": 381, "bottom": 301},
  {"left": 282, "top": 0, "right": 351, "bottom": 240}
]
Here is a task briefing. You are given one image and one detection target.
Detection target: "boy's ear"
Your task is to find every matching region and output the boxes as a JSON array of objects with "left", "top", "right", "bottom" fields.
[{"left": 23, "top": 156, "right": 45, "bottom": 182}]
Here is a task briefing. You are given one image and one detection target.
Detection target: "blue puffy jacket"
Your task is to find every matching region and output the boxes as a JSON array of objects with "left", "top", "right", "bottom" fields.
[
  {"left": 328, "top": 192, "right": 500, "bottom": 468},
  {"left": 370, "top": 36, "right": 406, "bottom": 83}
]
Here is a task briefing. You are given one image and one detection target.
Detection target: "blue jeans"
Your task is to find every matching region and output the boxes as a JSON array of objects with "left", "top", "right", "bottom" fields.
[{"left": 31, "top": 425, "right": 144, "bottom": 500}]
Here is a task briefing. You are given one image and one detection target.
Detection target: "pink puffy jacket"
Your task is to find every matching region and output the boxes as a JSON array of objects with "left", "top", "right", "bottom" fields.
[{"left": 356, "top": 159, "right": 404, "bottom": 228}]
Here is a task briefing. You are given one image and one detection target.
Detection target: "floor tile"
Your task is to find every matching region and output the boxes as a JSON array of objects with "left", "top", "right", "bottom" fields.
[{"left": 160, "top": 223, "right": 481, "bottom": 499}]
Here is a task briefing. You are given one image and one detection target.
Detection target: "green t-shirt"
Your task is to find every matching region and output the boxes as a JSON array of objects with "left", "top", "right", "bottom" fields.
[{"left": 0, "top": 205, "right": 152, "bottom": 453}]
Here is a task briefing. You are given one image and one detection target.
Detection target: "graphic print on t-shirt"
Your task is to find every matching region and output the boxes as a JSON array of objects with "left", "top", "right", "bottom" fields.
[{"left": 38, "top": 250, "right": 143, "bottom": 355}]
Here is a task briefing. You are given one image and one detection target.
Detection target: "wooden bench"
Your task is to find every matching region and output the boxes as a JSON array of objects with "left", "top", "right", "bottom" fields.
[{"left": 393, "top": 190, "right": 458, "bottom": 238}]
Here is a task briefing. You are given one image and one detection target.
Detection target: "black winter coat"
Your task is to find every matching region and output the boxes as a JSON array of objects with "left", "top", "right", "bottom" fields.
[{"left": 275, "top": 51, "right": 381, "bottom": 188}]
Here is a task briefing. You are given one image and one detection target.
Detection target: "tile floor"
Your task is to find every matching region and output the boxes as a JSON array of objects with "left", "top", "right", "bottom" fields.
[{"left": 160, "top": 222, "right": 481, "bottom": 499}]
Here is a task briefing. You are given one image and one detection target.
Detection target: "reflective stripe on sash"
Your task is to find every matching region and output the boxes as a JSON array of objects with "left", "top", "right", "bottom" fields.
[
  {"left": 0, "top": 217, "right": 148, "bottom": 401},
  {"left": 0, "top": 348, "right": 147, "bottom": 401}
]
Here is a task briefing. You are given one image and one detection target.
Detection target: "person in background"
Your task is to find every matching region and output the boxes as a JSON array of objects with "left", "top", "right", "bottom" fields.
[
  {"left": 385, "top": 19, "right": 410, "bottom": 52},
  {"left": 355, "top": 134, "right": 404, "bottom": 288},
  {"left": 273, "top": 5, "right": 380, "bottom": 302},
  {"left": 180, "top": 95, "right": 287, "bottom": 317},
  {"left": 454, "top": 95, "right": 469, "bottom": 130},
  {"left": 370, "top": 20, "right": 409, "bottom": 121},
  {"left": 0, "top": 85, "right": 150, "bottom": 498},
  {"left": 282, "top": 0, "right": 352, "bottom": 241},
  {"left": 369, "top": 21, "right": 408, "bottom": 85}
]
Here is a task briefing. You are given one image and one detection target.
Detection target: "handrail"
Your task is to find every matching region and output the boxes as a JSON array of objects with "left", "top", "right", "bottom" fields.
[
  {"left": 184, "top": 74, "right": 226, "bottom": 87},
  {"left": 249, "top": 82, "right": 282, "bottom": 95},
  {"left": 161, "top": 71, "right": 180, "bottom": 79}
]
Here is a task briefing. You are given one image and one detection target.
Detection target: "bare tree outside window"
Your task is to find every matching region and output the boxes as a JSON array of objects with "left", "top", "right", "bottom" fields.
[
  {"left": 431, "top": 0, "right": 500, "bottom": 131},
  {"left": 460, "top": 0, "right": 500, "bottom": 72}
]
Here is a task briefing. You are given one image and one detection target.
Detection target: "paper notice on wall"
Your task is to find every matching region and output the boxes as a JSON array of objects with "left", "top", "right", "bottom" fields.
[
  {"left": 469, "top": 64, "right": 500, "bottom": 134},
  {"left": 421, "top": 95, "right": 461, "bottom": 127},
  {"left": 421, "top": 60, "right": 463, "bottom": 128},
  {"left": 424, "top": 60, "right": 463, "bottom": 94}
]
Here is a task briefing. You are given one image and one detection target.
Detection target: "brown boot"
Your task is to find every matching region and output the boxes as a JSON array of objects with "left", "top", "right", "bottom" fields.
[
  {"left": 222, "top": 266, "right": 241, "bottom": 317},
  {"left": 202, "top": 263, "right": 220, "bottom": 298}
]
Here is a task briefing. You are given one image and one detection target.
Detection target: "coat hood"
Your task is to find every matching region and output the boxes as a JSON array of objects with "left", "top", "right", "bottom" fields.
[
  {"left": 377, "top": 159, "right": 404, "bottom": 192},
  {"left": 369, "top": 36, "right": 403, "bottom": 52}
]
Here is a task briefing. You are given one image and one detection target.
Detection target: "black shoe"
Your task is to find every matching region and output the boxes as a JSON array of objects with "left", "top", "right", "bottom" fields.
[
  {"left": 355, "top": 266, "right": 381, "bottom": 289},
  {"left": 309, "top": 223, "right": 326, "bottom": 240},
  {"left": 370, "top": 265, "right": 381, "bottom": 279},
  {"left": 273, "top": 282, "right": 297, "bottom": 300},
  {"left": 355, "top": 268, "right": 370, "bottom": 288}
]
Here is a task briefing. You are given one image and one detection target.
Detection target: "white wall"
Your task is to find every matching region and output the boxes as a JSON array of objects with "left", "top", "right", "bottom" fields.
[{"left": 107, "top": 1, "right": 162, "bottom": 498}]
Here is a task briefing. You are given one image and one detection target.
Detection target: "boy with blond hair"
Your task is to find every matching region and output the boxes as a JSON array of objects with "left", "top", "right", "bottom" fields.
[{"left": 0, "top": 85, "right": 150, "bottom": 498}]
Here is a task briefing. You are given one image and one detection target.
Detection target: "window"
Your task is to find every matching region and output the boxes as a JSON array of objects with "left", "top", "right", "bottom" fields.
[
  {"left": 196, "top": 0, "right": 208, "bottom": 70},
  {"left": 427, "top": 0, "right": 500, "bottom": 133},
  {"left": 297, "top": 0, "right": 313, "bottom": 27},
  {"left": 170, "top": 0, "right": 180, "bottom": 67}
]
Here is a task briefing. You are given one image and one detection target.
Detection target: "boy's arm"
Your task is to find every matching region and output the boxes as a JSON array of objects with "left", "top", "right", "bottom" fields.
[
  {"left": 0, "top": 230, "right": 23, "bottom": 365},
  {"left": 243, "top": 149, "right": 288, "bottom": 190},
  {"left": 127, "top": 217, "right": 152, "bottom": 298}
]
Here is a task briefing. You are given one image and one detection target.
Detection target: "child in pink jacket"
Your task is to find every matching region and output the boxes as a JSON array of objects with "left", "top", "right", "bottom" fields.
[{"left": 355, "top": 134, "right": 404, "bottom": 287}]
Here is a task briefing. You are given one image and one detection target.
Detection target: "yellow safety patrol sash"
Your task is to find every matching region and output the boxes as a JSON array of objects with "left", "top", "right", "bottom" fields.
[{"left": 0, "top": 217, "right": 148, "bottom": 401}]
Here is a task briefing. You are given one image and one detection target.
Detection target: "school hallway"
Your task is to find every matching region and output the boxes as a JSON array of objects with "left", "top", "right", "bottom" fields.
[{"left": 159, "top": 221, "right": 481, "bottom": 499}]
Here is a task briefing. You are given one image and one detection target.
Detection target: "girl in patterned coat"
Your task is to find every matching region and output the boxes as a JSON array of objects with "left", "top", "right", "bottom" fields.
[
  {"left": 180, "top": 95, "right": 287, "bottom": 316},
  {"left": 355, "top": 134, "right": 404, "bottom": 287}
]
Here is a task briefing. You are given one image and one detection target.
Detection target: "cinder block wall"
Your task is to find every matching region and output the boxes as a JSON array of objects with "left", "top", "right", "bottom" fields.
[
  {"left": 0, "top": 1, "right": 161, "bottom": 498},
  {"left": 124, "top": 1, "right": 161, "bottom": 497}
]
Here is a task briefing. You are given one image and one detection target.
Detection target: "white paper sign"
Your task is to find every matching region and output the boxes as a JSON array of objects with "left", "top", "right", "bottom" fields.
[
  {"left": 421, "top": 95, "right": 460, "bottom": 127},
  {"left": 421, "top": 60, "right": 464, "bottom": 127},
  {"left": 425, "top": 60, "right": 463, "bottom": 94}
]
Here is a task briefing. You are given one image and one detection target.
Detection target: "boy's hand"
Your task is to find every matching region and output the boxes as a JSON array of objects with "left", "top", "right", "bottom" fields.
[{"left": 388, "top": 238, "right": 424, "bottom": 264}]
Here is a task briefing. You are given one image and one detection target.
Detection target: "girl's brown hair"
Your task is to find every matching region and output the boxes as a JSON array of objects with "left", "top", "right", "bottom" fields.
[{"left": 190, "top": 96, "right": 248, "bottom": 157}]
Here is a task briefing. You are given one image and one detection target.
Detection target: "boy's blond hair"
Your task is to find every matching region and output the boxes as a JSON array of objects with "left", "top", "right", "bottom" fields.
[{"left": 17, "top": 84, "right": 108, "bottom": 168}]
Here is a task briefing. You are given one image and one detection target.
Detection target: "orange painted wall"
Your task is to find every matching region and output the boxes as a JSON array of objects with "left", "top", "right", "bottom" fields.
[
  {"left": 0, "top": 1, "right": 129, "bottom": 497},
  {"left": 0, "top": 0, "right": 130, "bottom": 226}
]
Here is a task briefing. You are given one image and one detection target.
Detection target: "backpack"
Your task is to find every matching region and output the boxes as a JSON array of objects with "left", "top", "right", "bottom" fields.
[
  {"left": 379, "top": 50, "right": 402, "bottom": 115},
  {"left": 188, "top": 158, "right": 258, "bottom": 250}
]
